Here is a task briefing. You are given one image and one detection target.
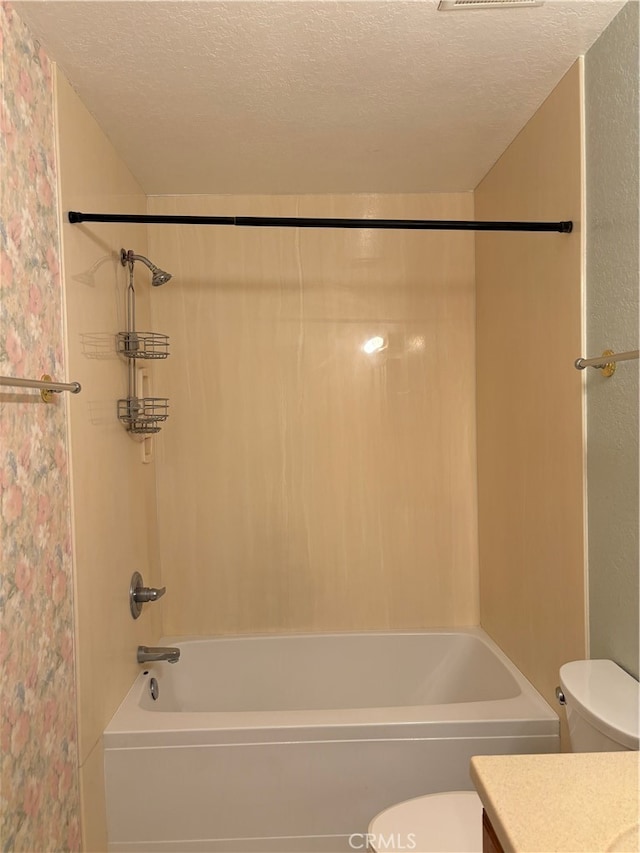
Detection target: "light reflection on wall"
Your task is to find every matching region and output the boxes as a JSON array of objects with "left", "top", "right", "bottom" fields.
[
  {"left": 362, "top": 335, "right": 386, "bottom": 355},
  {"left": 361, "top": 334, "right": 425, "bottom": 357}
]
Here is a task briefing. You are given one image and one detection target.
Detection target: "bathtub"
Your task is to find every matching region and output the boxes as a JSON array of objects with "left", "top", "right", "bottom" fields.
[{"left": 104, "top": 628, "right": 558, "bottom": 852}]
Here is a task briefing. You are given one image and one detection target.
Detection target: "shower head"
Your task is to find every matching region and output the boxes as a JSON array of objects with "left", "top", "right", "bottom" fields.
[
  {"left": 121, "top": 249, "right": 172, "bottom": 286},
  {"left": 132, "top": 253, "right": 172, "bottom": 286}
]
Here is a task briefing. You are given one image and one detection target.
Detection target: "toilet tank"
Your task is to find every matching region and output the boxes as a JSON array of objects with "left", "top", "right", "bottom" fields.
[{"left": 559, "top": 660, "right": 639, "bottom": 752}]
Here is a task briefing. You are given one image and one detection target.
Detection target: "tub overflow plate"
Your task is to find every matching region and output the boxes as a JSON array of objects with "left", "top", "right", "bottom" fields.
[{"left": 149, "top": 677, "right": 159, "bottom": 701}]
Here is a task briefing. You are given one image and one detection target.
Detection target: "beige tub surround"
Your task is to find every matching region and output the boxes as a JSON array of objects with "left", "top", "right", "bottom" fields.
[
  {"left": 471, "top": 752, "right": 640, "bottom": 853},
  {"left": 148, "top": 192, "right": 479, "bottom": 637},
  {"left": 55, "top": 70, "right": 162, "bottom": 850},
  {"left": 475, "top": 60, "right": 587, "bottom": 744}
]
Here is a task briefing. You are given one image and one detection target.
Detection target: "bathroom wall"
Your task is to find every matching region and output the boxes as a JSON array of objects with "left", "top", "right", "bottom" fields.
[
  {"left": 584, "top": 1, "right": 639, "bottom": 679},
  {"left": 0, "top": 4, "right": 81, "bottom": 849},
  {"left": 475, "top": 61, "right": 587, "bottom": 742},
  {"left": 148, "top": 193, "right": 479, "bottom": 636},
  {"left": 55, "top": 72, "right": 162, "bottom": 850}
]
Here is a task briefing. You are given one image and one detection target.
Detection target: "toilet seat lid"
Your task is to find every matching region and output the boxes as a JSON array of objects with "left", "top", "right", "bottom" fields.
[{"left": 368, "top": 791, "right": 482, "bottom": 853}]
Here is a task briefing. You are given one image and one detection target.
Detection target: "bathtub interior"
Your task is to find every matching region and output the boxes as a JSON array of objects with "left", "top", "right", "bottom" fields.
[
  {"left": 138, "top": 631, "right": 521, "bottom": 713},
  {"left": 104, "top": 630, "right": 560, "bottom": 852}
]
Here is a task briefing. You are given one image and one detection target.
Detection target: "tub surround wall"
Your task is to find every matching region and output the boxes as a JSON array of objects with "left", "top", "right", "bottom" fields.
[
  {"left": 55, "top": 71, "right": 162, "bottom": 851},
  {"left": 584, "top": 1, "right": 639, "bottom": 679},
  {"left": 0, "top": 5, "right": 81, "bottom": 849},
  {"left": 475, "top": 61, "right": 587, "bottom": 744},
  {"left": 148, "top": 192, "right": 479, "bottom": 636}
]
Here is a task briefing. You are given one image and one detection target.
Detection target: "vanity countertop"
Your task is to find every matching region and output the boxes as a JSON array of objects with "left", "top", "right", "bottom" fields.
[{"left": 471, "top": 751, "right": 639, "bottom": 853}]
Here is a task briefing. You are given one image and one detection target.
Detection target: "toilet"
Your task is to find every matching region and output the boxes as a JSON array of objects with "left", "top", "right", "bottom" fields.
[
  {"left": 367, "top": 659, "right": 639, "bottom": 853},
  {"left": 367, "top": 790, "right": 483, "bottom": 853}
]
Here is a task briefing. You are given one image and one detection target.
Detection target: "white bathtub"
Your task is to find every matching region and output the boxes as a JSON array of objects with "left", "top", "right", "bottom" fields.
[{"left": 104, "top": 628, "right": 558, "bottom": 852}]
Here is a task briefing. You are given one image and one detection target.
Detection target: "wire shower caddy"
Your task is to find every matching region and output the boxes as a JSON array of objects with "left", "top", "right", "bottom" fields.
[{"left": 117, "top": 249, "right": 170, "bottom": 435}]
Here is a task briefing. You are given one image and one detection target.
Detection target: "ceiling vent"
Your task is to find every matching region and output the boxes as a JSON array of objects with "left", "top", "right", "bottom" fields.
[{"left": 438, "top": 0, "right": 544, "bottom": 9}]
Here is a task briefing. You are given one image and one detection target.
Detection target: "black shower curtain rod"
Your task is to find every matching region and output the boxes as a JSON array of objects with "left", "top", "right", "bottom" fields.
[{"left": 68, "top": 211, "right": 573, "bottom": 233}]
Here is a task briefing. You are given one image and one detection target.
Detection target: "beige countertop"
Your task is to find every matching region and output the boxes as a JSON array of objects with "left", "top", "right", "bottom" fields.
[{"left": 471, "top": 752, "right": 640, "bottom": 853}]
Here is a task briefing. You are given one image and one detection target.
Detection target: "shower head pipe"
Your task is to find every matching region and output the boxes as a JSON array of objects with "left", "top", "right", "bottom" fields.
[{"left": 120, "top": 248, "right": 172, "bottom": 286}]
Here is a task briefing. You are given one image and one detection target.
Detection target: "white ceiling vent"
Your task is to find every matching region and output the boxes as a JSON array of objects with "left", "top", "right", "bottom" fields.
[{"left": 438, "top": 0, "right": 544, "bottom": 10}]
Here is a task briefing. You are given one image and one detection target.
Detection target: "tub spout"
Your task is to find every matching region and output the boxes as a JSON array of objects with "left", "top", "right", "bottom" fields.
[{"left": 137, "top": 645, "right": 180, "bottom": 664}]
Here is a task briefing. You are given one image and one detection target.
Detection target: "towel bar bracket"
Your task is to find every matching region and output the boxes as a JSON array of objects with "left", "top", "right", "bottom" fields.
[{"left": 574, "top": 349, "right": 639, "bottom": 376}]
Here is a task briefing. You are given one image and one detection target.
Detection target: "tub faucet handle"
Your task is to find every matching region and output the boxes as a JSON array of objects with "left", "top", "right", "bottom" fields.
[
  {"left": 133, "top": 585, "right": 166, "bottom": 602},
  {"left": 129, "top": 571, "right": 166, "bottom": 619}
]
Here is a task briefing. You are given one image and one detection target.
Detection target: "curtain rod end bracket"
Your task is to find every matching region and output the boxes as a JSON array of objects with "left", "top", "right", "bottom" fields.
[
  {"left": 68, "top": 211, "right": 82, "bottom": 223},
  {"left": 560, "top": 221, "right": 573, "bottom": 233}
]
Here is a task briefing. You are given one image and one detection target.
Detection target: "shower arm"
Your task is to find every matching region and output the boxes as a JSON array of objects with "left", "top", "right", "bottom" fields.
[
  {"left": 120, "top": 247, "right": 172, "bottom": 287},
  {"left": 124, "top": 250, "right": 157, "bottom": 273}
]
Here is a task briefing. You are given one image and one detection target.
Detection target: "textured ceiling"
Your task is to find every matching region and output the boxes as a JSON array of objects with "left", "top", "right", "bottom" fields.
[{"left": 15, "top": 0, "right": 625, "bottom": 194}]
